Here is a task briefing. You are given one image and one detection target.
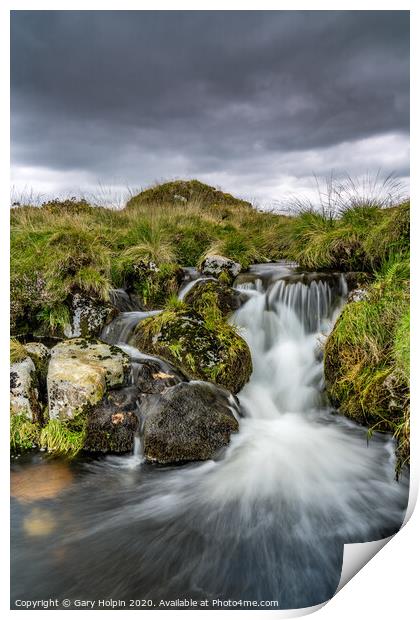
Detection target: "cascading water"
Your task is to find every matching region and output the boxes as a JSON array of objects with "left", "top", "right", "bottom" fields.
[{"left": 10, "top": 264, "right": 409, "bottom": 609}]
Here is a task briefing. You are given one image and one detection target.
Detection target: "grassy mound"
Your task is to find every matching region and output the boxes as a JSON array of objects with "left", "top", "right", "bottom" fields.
[
  {"left": 325, "top": 253, "right": 410, "bottom": 474},
  {"left": 126, "top": 179, "right": 252, "bottom": 209}
]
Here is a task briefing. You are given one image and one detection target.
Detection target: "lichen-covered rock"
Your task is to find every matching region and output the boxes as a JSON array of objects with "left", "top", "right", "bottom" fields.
[
  {"left": 347, "top": 288, "right": 369, "bottom": 302},
  {"left": 84, "top": 388, "right": 139, "bottom": 453},
  {"left": 184, "top": 279, "right": 245, "bottom": 316},
  {"left": 200, "top": 255, "right": 242, "bottom": 282},
  {"left": 142, "top": 381, "right": 240, "bottom": 463},
  {"left": 135, "top": 308, "right": 252, "bottom": 394},
  {"left": 10, "top": 357, "right": 42, "bottom": 423},
  {"left": 47, "top": 339, "right": 130, "bottom": 420},
  {"left": 64, "top": 293, "right": 117, "bottom": 338}
]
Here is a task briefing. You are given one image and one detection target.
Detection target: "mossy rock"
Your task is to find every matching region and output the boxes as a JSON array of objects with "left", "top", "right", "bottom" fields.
[
  {"left": 120, "top": 260, "right": 184, "bottom": 309},
  {"left": 126, "top": 179, "right": 251, "bottom": 209},
  {"left": 135, "top": 308, "right": 252, "bottom": 394},
  {"left": 184, "top": 280, "right": 245, "bottom": 316},
  {"left": 142, "top": 381, "right": 240, "bottom": 464}
]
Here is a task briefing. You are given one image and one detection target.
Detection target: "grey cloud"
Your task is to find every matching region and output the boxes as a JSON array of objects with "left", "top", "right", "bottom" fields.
[{"left": 10, "top": 10, "right": 409, "bottom": 202}]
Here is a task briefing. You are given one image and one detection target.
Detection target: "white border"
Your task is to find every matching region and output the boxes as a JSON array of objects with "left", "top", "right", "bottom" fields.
[{"left": 1, "top": 3, "right": 417, "bottom": 619}]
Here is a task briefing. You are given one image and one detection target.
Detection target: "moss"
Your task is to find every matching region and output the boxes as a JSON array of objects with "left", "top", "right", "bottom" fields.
[
  {"left": 184, "top": 280, "right": 242, "bottom": 316},
  {"left": 10, "top": 339, "right": 28, "bottom": 364},
  {"left": 10, "top": 413, "right": 41, "bottom": 452},
  {"left": 135, "top": 306, "right": 252, "bottom": 394}
]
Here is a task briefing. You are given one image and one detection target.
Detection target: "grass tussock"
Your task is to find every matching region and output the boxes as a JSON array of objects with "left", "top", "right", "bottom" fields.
[
  {"left": 40, "top": 418, "right": 86, "bottom": 458},
  {"left": 325, "top": 252, "right": 410, "bottom": 474},
  {"left": 10, "top": 414, "right": 41, "bottom": 452},
  {"left": 10, "top": 338, "right": 28, "bottom": 364}
]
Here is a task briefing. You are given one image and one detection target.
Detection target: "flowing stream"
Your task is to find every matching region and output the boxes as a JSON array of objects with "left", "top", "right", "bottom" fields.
[{"left": 10, "top": 263, "right": 409, "bottom": 609}]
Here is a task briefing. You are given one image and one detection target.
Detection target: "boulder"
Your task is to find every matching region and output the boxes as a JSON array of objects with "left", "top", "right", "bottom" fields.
[
  {"left": 142, "top": 381, "right": 240, "bottom": 463},
  {"left": 135, "top": 308, "right": 252, "bottom": 394},
  {"left": 47, "top": 339, "right": 130, "bottom": 420},
  {"left": 10, "top": 357, "right": 42, "bottom": 423},
  {"left": 64, "top": 293, "right": 117, "bottom": 338},
  {"left": 84, "top": 388, "right": 140, "bottom": 453},
  {"left": 199, "top": 255, "right": 242, "bottom": 282},
  {"left": 184, "top": 279, "right": 245, "bottom": 316}
]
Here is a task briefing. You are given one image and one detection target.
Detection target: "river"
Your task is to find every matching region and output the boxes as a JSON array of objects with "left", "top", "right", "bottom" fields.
[{"left": 10, "top": 263, "right": 409, "bottom": 610}]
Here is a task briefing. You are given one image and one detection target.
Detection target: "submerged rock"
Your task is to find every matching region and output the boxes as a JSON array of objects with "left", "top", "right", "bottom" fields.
[
  {"left": 135, "top": 308, "right": 252, "bottom": 394},
  {"left": 47, "top": 339, "right": 130, "bottom": 420},
  {"left": 199, "top": 255, "right": 242, "bottom": 283},
  {"left": 10, "top": 357, "right": 42, "bottom": 423},
  {"left": 84, "top": 388, "right": 139, "bottom": 453},
  {"left": 142, "top": 381, "right": 240, "bottom": 464},
  {"left": 184, "top": 279, "right": 245, "bottom": 316}
]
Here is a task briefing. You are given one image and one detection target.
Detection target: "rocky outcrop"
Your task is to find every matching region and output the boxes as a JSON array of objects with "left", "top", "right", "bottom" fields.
[
  {"left": 199, "top": 255, "right": 242, "bottom": 283},
  {"left": 10, "top": 357, "right": 42, "bottom": 423},
  {"left": 135, "top": 308, "right": 252, "bottom": 394},
  {"left": 142, "top": 381, "right": 240, "bottom": 463},
  {"left": 184, "top": 279, "right": 245, "bottom": 316},
  {"left": 47, "top": 339, "right": 130, "bottom": 420}
]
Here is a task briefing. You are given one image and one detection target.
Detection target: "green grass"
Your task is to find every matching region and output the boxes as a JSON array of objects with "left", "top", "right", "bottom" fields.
[
  {"left": 325, "top": 252, "right": 410, "bottom": 474},
  {"left": 10, "top": 413, "right": 40, "bottom": 452},
  {"left": 40, "top": 418, "right": 86, "bottom": 458},
  {"left": 10, "top": 338, "right": 28, "bottom": 363}
]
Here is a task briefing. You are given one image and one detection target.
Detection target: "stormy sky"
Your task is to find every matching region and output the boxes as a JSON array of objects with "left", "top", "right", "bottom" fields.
[{"left": 11, "top": 10, "right": 410, "bottom": 207}]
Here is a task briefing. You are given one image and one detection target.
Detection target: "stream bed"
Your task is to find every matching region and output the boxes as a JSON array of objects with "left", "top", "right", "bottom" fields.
[{"left": 10, "top": 263, "right": 409, "bottom": 610}]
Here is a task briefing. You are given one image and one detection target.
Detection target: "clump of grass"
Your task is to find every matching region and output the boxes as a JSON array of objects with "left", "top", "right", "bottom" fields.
[
  {"left": 10, "top": 338, "right": 28, "bottom": 364},
  {"left": 40, "top": 418, "right": 86, "bottom": 458},
  {"left": 10, "top": 414, "right": 40, "bottom": 452}
]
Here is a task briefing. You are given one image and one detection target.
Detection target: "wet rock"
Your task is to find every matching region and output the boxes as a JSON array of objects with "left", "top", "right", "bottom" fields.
[
  {"left": 133, "top": 357, "right": 187, "bottom": 394},
  {"left": 143, "top": 381, "right": 240, "bottom": 464},
  {"left": 64, "top": 293, "right": 118, "bottom": 339},
  {"left": 184, "top": 279, "right": 245, "bottom": 316},
  {"left": 10, "top": 357, "right": 42, "bottom": 423},
  {"left": 47, "top": 339, "right": 130, "bottom": 420},
  {"left": 135, "top": 308, "right": 252, "bottom": 394},
  {"left": 84, "top": 388, "right": 139, "bottom": 453},
  {"left": 199, "top": 255, "right": 242, "bottom": 283}
]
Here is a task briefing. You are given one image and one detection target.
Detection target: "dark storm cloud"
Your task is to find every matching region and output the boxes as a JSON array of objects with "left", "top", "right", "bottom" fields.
[{"left": 10, "top": 10, "right": 409, "bottom": 202}]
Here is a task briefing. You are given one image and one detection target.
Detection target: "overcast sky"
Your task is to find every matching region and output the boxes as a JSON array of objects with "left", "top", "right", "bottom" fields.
[{"left": 11, "top": 10, "right": 409, "bottom": 207}]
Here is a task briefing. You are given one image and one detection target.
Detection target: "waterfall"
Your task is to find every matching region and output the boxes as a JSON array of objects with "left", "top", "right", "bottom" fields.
[{"left": 12, "top": 265, "right": 408, "bottom": 609}]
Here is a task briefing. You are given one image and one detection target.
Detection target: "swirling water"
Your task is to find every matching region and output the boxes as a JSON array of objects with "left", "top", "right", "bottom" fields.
[{"left": 10, "top": 264, "right": 408, "bottom": 609}]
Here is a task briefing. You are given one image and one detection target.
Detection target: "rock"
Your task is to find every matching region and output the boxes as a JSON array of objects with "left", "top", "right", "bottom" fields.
[
  {"left": 84, "top": 388, "right": 140, "bottom": 453},
  {"left": 184, "top": 279, "right": 245, "bottom": 316},
  {"left": 142, "top": 381, "right": 240, "bottom": 463},
  {"left": 47, "top": 339, "right": 130, "bottom": 420},
  {"left": 64, "top": 293, "right": 117, "bottom": 338},
  {"left": 24, "top": 342, "right": 50, "bottom": 396},
  {"left": 200, "top": 255, "right": 242, "bottom": 282},
  {"left": 135, "top": 308, "right": 252, "bottom": 394},
  {"left": 10, "top": 357, "right": 42, "bottom": 423},
  {"left": 347, "top": 288, "right": 369, "bottom": 302},
  {"left": 132, "top": 357, "right": 188, "bottom": 394}
]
